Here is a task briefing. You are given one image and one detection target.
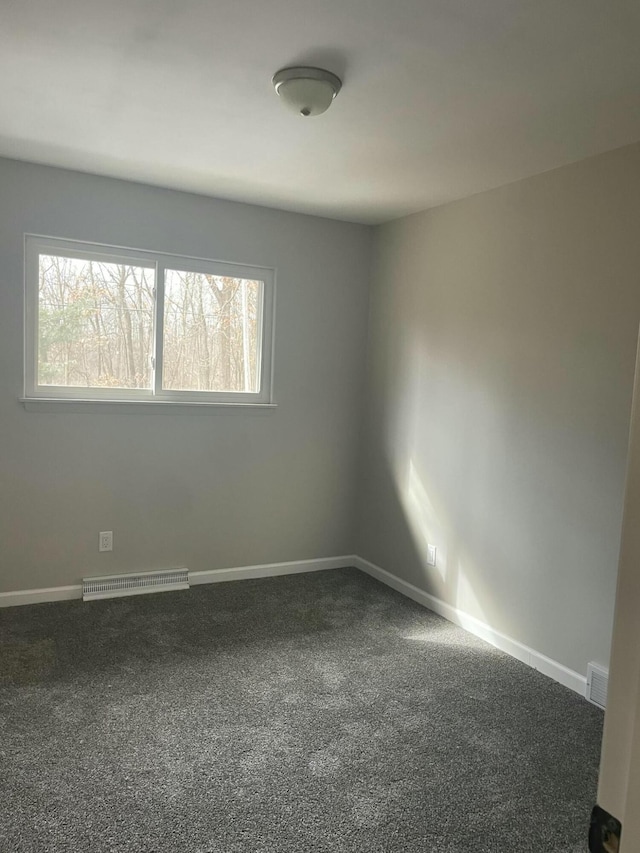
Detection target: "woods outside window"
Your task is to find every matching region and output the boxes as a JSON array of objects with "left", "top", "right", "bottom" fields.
[{"left": 24, "top": 236, "right": 275, "bottom": 406}]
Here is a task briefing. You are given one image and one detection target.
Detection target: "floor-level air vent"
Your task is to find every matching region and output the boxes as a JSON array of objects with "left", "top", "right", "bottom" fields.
[
  {"left": 586, "top": 662, "right": 609, "bottom": 709},
  {"left": 83, "top": 569, "right": 189, "bottom": 602}
]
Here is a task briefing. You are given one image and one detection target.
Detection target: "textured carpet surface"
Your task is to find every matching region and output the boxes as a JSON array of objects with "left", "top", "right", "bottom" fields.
[{"left": 0, "top": 568, "right": 602, "bottom": 852}]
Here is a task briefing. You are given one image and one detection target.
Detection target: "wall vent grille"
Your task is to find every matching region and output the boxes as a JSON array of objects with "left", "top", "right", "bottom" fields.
[
  {"left": 586, "top": 662, "right": 609, "bottom": 709},
  {"left": 83, "top": 569, "right": 189, "bottom": 601}
]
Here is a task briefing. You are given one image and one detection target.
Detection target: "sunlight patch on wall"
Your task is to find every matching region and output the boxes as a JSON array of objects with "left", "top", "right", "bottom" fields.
[
  {"left": 456, "top": 562, "right": 488, "bottom": 624},
  {"left": 403, "top": 460, "right": 447, "bottom": 581},
  {"left": 382, "top": 327, "right": 497, "bottom": 630}
]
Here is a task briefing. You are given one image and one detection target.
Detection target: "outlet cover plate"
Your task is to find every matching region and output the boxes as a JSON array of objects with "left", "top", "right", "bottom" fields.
[{"left": 99, "top": 531, "right": 113, "bottom": 552}]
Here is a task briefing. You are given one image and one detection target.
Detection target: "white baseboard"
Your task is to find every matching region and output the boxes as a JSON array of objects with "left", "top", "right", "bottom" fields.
[
  {"left": 189, "top": 556, "right": 354, "bottom": 585},
  {"left": 354, "top": 556, "right": 587, "bottom": 698},
  {"left": 0, "top": 584, "right": 83, "bottom": 607},
  {"left": 0, "top": 553, "right": 587, "bottom": 699},
  {"left": 0, "top": 556, "right": 355, "bottom": 608}
]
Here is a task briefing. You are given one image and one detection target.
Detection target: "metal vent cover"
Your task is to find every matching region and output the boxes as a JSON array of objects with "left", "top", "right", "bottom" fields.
[
  {"left": 83, "top": 569, "right": 189, "bottom": 601},
  {"left": 586, "top": 662, "right": 609, "bottom": 709}
]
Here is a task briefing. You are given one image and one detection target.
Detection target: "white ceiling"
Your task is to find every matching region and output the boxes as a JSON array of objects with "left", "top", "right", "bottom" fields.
[{"left": 2, "top": 0, "right": 640, "bottom": 223}]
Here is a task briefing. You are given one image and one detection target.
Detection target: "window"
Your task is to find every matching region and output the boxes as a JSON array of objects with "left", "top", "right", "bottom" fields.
[{"left": 24, "top": 236, "right": 275, "bottom": 405}]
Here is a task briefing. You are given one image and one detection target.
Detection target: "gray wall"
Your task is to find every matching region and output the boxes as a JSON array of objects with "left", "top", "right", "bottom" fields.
[
  {"left": 356, "top": 142, "right": 640, "bottom": 675},
  {"left": 3, "top": 144, "right": 638, "bottom": 678},
  {"left": 0, "top": 158, "right": 372, "bottom": 592}
]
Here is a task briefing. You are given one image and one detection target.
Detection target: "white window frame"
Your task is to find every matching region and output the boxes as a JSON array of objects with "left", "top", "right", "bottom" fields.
[{"left": 24, "top": 235, "right": 276, "bottom": 406}]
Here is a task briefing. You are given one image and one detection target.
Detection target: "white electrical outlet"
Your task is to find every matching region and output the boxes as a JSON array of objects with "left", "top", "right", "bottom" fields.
[
  {"left": 99, "top": 531, "right": 113, "bottom": 552},
  {"left": 427, "top": 544, "right": 437, "bottom": 567}
]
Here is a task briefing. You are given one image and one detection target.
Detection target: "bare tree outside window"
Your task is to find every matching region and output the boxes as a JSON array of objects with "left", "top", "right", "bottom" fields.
[
  {"left": 163, "top": 270, "right": 261, "bottom": 393},
  {"left": 37, "top": 255, "right": 154, "bottom": 389},
  {"left": 27, "top": 238, "right": 274, "bottom": 405}
]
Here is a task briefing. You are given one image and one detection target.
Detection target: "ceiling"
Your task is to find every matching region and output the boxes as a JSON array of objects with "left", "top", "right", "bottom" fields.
[{"left": 2, "top": 0, "right": 640, "bottom": 224}]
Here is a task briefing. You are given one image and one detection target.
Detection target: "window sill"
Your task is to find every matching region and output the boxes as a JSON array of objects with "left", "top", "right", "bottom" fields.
[{"left": 20, "top": 397, "right": 278, "bottom": 414}]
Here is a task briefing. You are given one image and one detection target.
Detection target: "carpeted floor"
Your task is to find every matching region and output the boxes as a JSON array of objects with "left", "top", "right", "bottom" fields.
[{"left": 0, "top": 568, "right": 602, "bottom": 852}]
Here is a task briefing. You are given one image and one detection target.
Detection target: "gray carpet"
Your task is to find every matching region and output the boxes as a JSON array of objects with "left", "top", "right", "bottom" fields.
[{"left": 0, "top": 568, "right": 602, "bottom": 852}]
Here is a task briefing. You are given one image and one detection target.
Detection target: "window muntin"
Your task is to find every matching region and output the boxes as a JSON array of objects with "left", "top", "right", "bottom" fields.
[{"left": 25, "top": 237, "right": 275, "bottom": 405}]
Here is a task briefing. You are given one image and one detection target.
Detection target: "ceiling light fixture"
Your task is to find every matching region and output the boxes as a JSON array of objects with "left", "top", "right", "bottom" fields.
[{"left": 272, "top": 66, "right": 342, "bottom": 117}]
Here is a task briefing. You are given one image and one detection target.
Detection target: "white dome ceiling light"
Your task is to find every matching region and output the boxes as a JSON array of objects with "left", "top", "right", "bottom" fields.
[{"left": 272, "top": 66, "right": 342, "bottom": 117}]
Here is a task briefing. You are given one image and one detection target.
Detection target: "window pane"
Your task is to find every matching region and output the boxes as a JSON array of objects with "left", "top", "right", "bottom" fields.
[
  {"left": 162, "top": 270, "right": 262, "bottom": 392},
  {"left": 37, "top": 254, "right": 155, "bottom": 389}
]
